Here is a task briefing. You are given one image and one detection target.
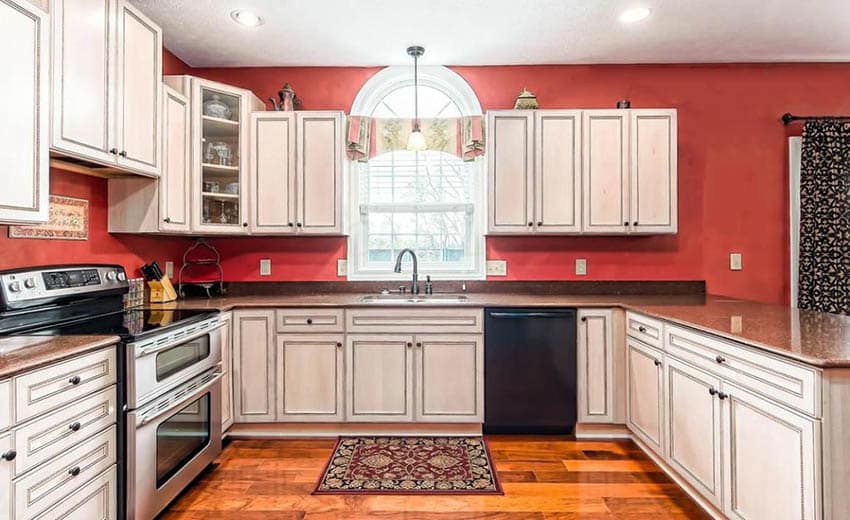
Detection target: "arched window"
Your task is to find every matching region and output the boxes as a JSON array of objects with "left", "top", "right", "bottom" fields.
[{"left": 348, "top": 66, "right": 485, "bottom": 280}]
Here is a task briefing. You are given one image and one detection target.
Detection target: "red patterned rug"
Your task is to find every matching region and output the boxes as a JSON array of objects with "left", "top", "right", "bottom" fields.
[{"left": 313, "top": 436, "right": 502, "bottom": 495}]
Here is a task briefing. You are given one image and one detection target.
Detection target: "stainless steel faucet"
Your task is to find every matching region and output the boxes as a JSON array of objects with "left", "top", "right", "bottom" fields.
[{"left": 393, "top": 248, "right": 419, "bottom": 295}]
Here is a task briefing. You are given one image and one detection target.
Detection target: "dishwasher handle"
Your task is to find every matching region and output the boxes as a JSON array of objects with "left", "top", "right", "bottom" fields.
[{"left": 487, "top": 311, "right": 575, "bottom": 319}]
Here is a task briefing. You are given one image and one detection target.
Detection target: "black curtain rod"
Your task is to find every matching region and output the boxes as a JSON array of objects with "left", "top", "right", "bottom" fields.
[{"left": 782, "top": 113, "right": 850, "bottom": 125}]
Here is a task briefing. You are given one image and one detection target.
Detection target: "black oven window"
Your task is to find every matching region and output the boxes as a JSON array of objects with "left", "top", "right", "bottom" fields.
[
  {"left": 156, "top": 393, "right": 211, "bottom": 487},
  {"left": 156, "top": 335, "right": 211, "bottom": 381}
]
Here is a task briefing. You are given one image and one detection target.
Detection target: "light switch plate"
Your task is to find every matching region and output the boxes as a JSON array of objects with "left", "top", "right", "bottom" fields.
[
  {"left": 575, "top": 258, "right": 587, "bottom": 276},
  {"left": 165, "top": 261, "right": 174, "bottom": 278},
  {"left": 259, "top": 259, "right": 272, "bottom": 276},
  {"left": 486, "top": 260, "right": 507, "bottom": 276},
  {"left": 730, "top": 253, "right": 743, "bottom": 271},
  {"left": 337, "top": 259, "right": 347, "bottom": 277}
]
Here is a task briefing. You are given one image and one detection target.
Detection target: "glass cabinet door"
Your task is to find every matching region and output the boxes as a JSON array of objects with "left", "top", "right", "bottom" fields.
[{"left": 199, "top": 86, "right": 243, "bottom": 228}]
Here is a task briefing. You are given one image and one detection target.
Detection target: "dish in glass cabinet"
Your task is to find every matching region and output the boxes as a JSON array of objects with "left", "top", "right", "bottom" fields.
[
  {"left": 205, "top": 141, "right": 233, "bottom": 166},
  {"left": 203, "top": 94, "right": 232, "bottom": 120}
]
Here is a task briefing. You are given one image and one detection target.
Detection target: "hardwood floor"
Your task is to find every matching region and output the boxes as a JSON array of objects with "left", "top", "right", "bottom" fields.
[{"left": 162, "top": 436, "right": 710, "bottom": 519}]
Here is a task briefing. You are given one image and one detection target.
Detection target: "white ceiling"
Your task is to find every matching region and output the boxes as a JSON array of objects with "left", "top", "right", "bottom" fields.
[{"left": 132, "top": 0, "right": 850, "bottom": 67}]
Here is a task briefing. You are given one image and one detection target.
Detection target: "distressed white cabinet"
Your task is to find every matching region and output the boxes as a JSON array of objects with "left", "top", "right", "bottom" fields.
[
  {"left": 664, "top": 356, "right": 723, "bottom": 508},
  {"left": 415, "top": 334, "right": 483, "bottom": 422},
  {"left": 220, "top": 312, "right": 234, "bottom": 431},
  {"left": 722, "top": 382, "right": 819, "bottom": 520},
  {"left": 488, "top": 110, "right": 582, "bottom": 234},
  {"left": 577, "top": 309, "right": 614, "bottom": 423},
  {"left": 626, "top": 337, "right": 664, "bottom": 455},
  {"left": 296, "top": 112, "right": 345, "bottom": 234},
  {"left": 346, "top": 335, "right": 414, "bottom": 422},
  {"left": 232, "top": 310, "right": 276, "bottom": 422},
  {"left": 629, "top": 109, "right": 677, "bottom": 233},
  {"left": 51, "top": 0, "right": 162, "bottom": 177},
  {"left": 276, "top": 334, "right": 345, "bottom": 421},
  {"left": 0, "top": 0, "right": 49, "bottom": 224},
  {"left": 582, "top": 110, "right": 630, "bottom": 233},
  {"left": 0, "top": 432, "right": 11, "bottom": 520},
  {"left": 250, "top": 112, "right": 296, "bottom": 234}
]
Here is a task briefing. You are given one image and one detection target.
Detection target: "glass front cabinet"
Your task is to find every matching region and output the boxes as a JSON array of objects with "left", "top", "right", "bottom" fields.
[{"left": 164, "top": 75, "right": 264, "bottom": 234}]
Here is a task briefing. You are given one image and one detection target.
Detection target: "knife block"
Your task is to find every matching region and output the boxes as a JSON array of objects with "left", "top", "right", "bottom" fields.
[{"left": 147, "top": 276, "right": 178, "bottom": 303}]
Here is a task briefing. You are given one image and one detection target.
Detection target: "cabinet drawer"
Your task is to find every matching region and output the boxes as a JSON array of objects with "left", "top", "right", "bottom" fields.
[
  {"left": 626, "top": 312, "right": 663, "bottom": 348},
  {"left": 14, "top": 386, "right": 116, "bottom": 476},
  {"left": 14, "top": 348, "right": 116, "bottom": 424},
  {"left": 14, "top": 426, "right": 116, "bottom": 520},
  {"left": 347, "top": 308, "right": 483, "bottom": 334},
  {"left": 34, "top": 465, "right": 116, "bottom": 520},
  {"left": 0, "top": 380, "right": 10, "bottom": 432},
  {"left": 276, "top": 308, "right": 344, "bottom": 333},
  {"left": 665, "top": 325, "right": 820, "bottom": 417}
]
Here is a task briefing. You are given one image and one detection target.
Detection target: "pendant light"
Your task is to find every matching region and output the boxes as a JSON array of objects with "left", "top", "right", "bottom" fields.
[{"left": 406, "top": 45, "right": 427, "bottom": 151}]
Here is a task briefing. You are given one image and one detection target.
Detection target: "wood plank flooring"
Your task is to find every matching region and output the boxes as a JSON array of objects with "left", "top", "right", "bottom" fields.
[{"left": 162, "top": 436, "right": 710, "bottom": 519}]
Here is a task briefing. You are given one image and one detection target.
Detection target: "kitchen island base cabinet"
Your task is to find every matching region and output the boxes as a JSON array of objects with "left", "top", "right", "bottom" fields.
[
  {"left": 233, "top": 310, "right": 276, "bottom": 423},
  {"left": 277, "top": 334, "right": 345, "bottom": 422},
  {"left": 626, "top": 338, "right": 664, "bottom": 456},
  {"left": 346, "top": 335, "right": 414, "bottom": 422}
]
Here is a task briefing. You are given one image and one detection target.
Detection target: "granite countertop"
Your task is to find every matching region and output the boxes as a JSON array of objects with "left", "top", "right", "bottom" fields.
[
  {"left": 0, "top": 335, "right": 120, "bottom": 378},
  {"left": 154, "top": 293, "right": 850, "bottom": 368}
]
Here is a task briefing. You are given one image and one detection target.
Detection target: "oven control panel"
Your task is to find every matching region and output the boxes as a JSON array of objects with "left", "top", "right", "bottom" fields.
[{"left": 0, "top": 265, "right": 129, "bottom": 309}]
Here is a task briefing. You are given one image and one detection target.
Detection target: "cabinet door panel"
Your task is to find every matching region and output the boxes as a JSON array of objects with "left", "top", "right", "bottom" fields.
[
  {"left": 160, "top": 85, "right": 191, "bottom": 232},
  {"left": 51, "top": 0, "right": 115, "bottom": 163},
  {"left": 626, "top": 338, "right": 663, "bottom": 455},
  {"left": 630, "top": 109, "right": 677, "bottom": 233},
  {"left": 577, "top": 309, "right": 614, "bottom": 422},
  {"left": 415, "top": 335, "right": 483, "bottom": 422},
  {"left": 722, "top": 382, "right": 819, "bottom": 520},
  {"left": 232, "top": 311, "right": 275, "bottom": 422},
  {"left": 115, "top": 0, "right": 161, "bottom": 176},
  {"left": 297, "top": 112, "right": 342, "bottom": 234},
  {"left": 251, "top": 112, "right": 296, "bottom": 233},
  {"left": 488, "top": 111, "right": 533, "bottom": 233},
  {"left": 346, "top": 335, "right": 413, "bottom": 422},
  {"left": 665, "top": 357, "right": 722, "bottom": 508},
  {"left": 582, "top": 110, "right": 629, "bottom": 233},
  {"left": 277, "top": 334, "right": 344, "bottom": 421},
  {"left": 0, "top": 0, "right": 49, "bottom": 224},
  {"left": 535, "top": 111, "right": 582, "bottom": 233}
]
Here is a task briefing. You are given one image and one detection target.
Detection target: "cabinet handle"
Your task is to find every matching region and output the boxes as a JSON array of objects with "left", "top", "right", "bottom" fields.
[
  {"left": 69, "top": 466, "right": 81, "bottom": 477},
  {"left": 580, "top": 316, "right": 587, "bottom": 322},
  {"left": 109, "top": 148, "right": 118, "bottom": 155},
  {"left": 68, "top": 375, "right": 81, "bottom": 385},
  {"left": 242, "top": 222, "right": 248, "bottom": 227},
  {"left": 537, "top": 221, "right": 543, "bottom": 226},
  {"left": 708, "top": 387, "right": 718, "bottom": 396},
  {"left": 638, "top": 326, "right": 647, "bottom": 333},
  {"left": 69, "top": 422, "right": 81, "bottom": 432},
  {"left": 717, "top": 392, "right": 729, "bottom": 400},
  {"left": 1, "top": 450, "right": 15, "bottom": 461},
  {"left": 416, "top": 342, "right": 422, "bottom": 348},
  {"left": 624, "top": 221, "right": 630, "bottom": 226},
  {"left": 527, "top": 222, "right": 533, "bottom": 227},
  {"left": 163, "top": 217, "right": 171, "bottom": 223},
  {"left": 653, "top": 359, "right": 662, "bottom": 367},
  {"left": 119, "top": 150, "right": 128, "bottom": 157},
  {"left": 715, "top": 355, "right": 726, "bottom": 364},
  {"left": 296, "top": 222, "right": 303, "bottom": 227},
  {"left": 287, "top": 222, "right": 294, "bottom": 227},
  {"left": 336, "top": 342, "right": 342, "bottom": 348},
  {"left": 406, "top": 342, "right": 413, "bottom": 348},
  {"left": 306, "top": 318, "right": 313, "bottom": 325},
  {"left": 633, "top": 221, "right": 638, "bottom": 226}
]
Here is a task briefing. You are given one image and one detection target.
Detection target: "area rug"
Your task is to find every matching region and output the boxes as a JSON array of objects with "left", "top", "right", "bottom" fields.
[{"left": 313, "top": 436, "right": 502, "bottom": 495}]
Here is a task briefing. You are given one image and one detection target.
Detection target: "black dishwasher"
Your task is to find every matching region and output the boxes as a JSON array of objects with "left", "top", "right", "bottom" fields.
[{"left": 484, "top": 308, "right": 577, "bottom": 434}]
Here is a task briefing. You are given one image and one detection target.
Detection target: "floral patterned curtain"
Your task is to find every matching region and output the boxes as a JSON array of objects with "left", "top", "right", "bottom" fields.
[{"left": 346, "top": 116, "right": 485, "bottom": 162}]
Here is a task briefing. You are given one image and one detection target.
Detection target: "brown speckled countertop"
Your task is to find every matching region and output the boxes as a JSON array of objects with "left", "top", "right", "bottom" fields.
[
  {"left": 0, "top": 335, "right": 119, "bottom": 378},
  {"left": 153, "top": 293, "right": 850, "bottom": 368}
]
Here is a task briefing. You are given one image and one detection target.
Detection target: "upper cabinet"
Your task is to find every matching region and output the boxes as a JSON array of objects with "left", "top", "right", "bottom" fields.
[
  {"left": 488, "top": 108, "right": 677, "bottom": 236},
  {"left": 249, "top": 111, "right": 344, "bottom": 235},
  {"left": 0, "top": 0, "right": 49, "bottom": 224},
  {"left": 51, "top": 0, "right": 162, "bottom": 177}
]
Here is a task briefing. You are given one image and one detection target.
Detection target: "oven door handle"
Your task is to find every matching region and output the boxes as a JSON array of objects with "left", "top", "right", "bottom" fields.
[
  {"left": 135, "top": 322, "right": 225, "bottom": 358},
  {"left": 138, "top": 372, "right": 223, "bottom": 427}
]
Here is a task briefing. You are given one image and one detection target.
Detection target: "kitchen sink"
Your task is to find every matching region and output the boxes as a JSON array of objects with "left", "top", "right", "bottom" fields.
[{"left": 360, "top": 294, "right": 469, "bottom": 304}]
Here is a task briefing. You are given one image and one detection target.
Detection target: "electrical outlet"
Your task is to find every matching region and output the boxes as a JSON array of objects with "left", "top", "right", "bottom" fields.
[
  {"left": 259, "top": 259, "right": 272, "bottom": 276},
  {"left": 486, "top": 260, "right": 507, "bottom": 276},
  {"left": 165, "top": 261, "right": 174, "bottom": 278},
  {"left": 730, "top": 253, "right": 743, "bottom": 271},
  {"left": 337, "top": 259, "right": 347, "bottom": 277},
  {"left": 575, "top": 258, "right": 587, "bottom": 276}
]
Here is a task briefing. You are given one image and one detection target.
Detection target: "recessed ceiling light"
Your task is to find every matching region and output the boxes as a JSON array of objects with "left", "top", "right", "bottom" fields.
[
  {"left": 619, "top": 6, "right": 651, "bottom": 24},
  {"left": 230, "top": 9, "right": 264, "bottom": 27}
]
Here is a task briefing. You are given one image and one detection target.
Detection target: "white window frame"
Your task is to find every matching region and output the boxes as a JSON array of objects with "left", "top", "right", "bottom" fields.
[{"left": 347, "top": 66, "right": 486, "bottom": 281}]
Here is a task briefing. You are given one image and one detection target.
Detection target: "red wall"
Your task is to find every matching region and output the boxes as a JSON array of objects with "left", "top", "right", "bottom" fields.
[{"left": 3, "top": 50, "right": 848, "bottom": 303}]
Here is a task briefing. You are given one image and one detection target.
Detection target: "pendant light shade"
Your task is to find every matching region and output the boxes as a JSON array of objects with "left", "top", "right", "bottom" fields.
[{"left": 406, "top": 45, "right": 427, "bottom": 151}]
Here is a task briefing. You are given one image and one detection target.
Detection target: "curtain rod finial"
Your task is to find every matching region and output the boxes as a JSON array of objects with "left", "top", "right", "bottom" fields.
[{"left": 782, "top": 113, "right": 794, "bottom": 125}]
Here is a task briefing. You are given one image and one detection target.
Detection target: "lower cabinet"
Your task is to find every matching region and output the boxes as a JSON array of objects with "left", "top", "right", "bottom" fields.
[
  {"left": 416, "top": 334, "right": 483, "bottom": 422},
  {"left": 220, "top": 312, "right": 234, "bottom": 431},
  {"left": 346, "top": 335, "right": 414, "bottom": 422},
  {"left": 232, "top": 310, "right": 276, "bottom": 422},
  {"left": 626, "top": 338, "right": 664, "bottom": 455},
  {"left": 722, "top": 382, "right": 819, "bottom": 520},
  {"left": 577, "top": 309, "right": 614, "bottom": 422},
  {"left": 277, "top": 334, "right": 345, "bottom": 422},
  {"left": 0, "top": 433, "right": 11, "bottom": 519}
]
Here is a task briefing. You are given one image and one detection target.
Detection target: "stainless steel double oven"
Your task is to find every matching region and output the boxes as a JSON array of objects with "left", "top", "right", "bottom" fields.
[{"left": 124, "top": 313, "right": 225, "bottom": 520}]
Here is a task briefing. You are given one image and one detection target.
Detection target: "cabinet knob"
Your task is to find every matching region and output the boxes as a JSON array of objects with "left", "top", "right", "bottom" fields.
[
  {"left": 242, "top": 222, "right": 248, "bottom": 227},
  {"left": 416, "top": 342, "right": 422, "bottom": 348},
  {"left": 638, "top": 326, "right": 647, "bottom": 333},
  {"left": 296, "top": 222, "right": 303, "bottom": 227},
  {"left": 406, "top": 342, "right": 413, "bottom": 348},
  {"left": 68, "top": 375, "right": 81, "bottom": 385},
  {"left": 715, "top": 355, "right": 726, "bottom": 364},
  {"left": 708, "top": 387, "right": 718, "bottom": 396},
  {"left": 717, "top": 392, "right": 729, "bottom": 400},
  {"left": 624, "top": 221, "right": 630, "bottom": 226},
  {"left": 163, "top": 217, "right": 171, "bottom": 223},
  {"left": 537, "top": 221, "right": 543, "bottom": 226},
  {"left": 306, "top": 318, "right": 313, "bottom": 325},
  {"left": 527, "top": 222, "right": 533, "bottom": 227},
  {"left": 1, "top": 450, "right": 15, "bottom": 461},
  {"left": 287, "top": 222, "right": 294, "bottom": 227},
  {"left": 633, "top": 221, "right": 638, "bottom": 226},
  {"left": 336, "top": 342, "right": 342, "bottom": 348},
  {"left": 68, "top": 466, "right": 81, "bottom": 477},
  {"left": 580, "top": 316, "right": 587, "bottom": 322},
  {"left": 69, "top": 421, "right": 81, "bottom": 432},
  {"left": 109, "top": 148, "right": 118, "bottom": 155},
  {"left": 119, "top": 150, "right": 128, "bottom": 157},
  {"left": 653, "top": 359, "right": 662, "bottom": 367}
]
